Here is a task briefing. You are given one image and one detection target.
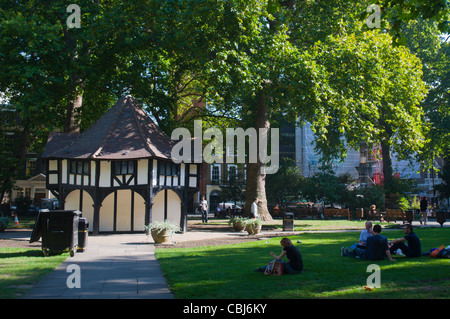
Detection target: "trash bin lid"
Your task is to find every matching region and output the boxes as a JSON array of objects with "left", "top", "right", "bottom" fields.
[{"left": 29, "top": 211, "right": 43, "bottom": 243}]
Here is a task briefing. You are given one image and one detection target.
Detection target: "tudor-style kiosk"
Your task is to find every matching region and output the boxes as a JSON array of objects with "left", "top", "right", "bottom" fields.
[{"left": 41, "top": 96, "right": 199, "bottom": 235}]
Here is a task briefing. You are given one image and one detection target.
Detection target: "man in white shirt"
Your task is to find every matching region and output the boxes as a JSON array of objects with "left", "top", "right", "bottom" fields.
[
  {"left": 358, "top": 221, "right": 373, "bottom": 248},
  {"left": 200, "top": 195, "right": 208, "bottom": 223},
  {"left": 251, "top": 197, "right": 259, "bottom": 219}
]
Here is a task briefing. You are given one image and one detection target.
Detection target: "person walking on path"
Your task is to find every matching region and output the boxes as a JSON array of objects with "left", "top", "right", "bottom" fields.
[
  {"left": 420, "top": 197, "right": 428, "bottom": 225},
  {"left": 251, "top": 197, "right": 259, "bottom": 219},
  {"left": 200, "top": 195, "right": 209, "bottom": 223}
]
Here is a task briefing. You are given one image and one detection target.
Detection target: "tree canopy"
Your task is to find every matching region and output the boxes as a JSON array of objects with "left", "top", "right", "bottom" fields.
[{"left": 1, "top": 0, "right": 448, "bottom": 212}]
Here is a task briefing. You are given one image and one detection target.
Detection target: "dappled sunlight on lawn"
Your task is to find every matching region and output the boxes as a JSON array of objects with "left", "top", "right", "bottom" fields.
[{"left": 157, "top": 228, "right": 450, "bottom": 299}]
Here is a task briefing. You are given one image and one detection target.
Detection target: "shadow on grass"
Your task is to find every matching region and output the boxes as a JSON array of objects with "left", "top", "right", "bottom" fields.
[
  {"left": 157, "top": 228, "right": 450, "bottom": 299},
  {"left": 0, "top": 249, "right": 43, "bottom": 258}
]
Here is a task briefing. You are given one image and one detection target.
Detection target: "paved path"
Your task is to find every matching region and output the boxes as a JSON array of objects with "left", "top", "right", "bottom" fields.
[{"left": 22, "top": 233, "right": 174, "bottom": 299}]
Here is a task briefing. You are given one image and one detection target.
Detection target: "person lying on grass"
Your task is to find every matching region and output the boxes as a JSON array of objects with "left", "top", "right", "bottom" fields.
[{"left": 255, "top": 237, "right": 303, "bottom": 274}]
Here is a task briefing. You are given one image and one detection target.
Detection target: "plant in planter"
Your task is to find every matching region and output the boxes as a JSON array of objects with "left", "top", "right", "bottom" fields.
[
  {"left": 242, "top": 218, "right": 262, "bottom": 235},
  {"left": 145, "top": 220, "right": 180, "bottom": 244},
  {"left": 228, "top": 217, "right": 246, "bottom": 232}
]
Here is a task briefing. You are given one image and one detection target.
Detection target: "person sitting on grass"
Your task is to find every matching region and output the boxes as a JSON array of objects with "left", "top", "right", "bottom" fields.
[
  {"left": 357, "top": 221, "right": 373, "bottom": 249},
  {"left": 389, "top": 224, "right": 421, "bottom": 258},
  {"left": 341, "top": 224, "right": 395, "bottom": 261},
  {"left": 256, "top": 238, "right": 303, "bottom": 274}
]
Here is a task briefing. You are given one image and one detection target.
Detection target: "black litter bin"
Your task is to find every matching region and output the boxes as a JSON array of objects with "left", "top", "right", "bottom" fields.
[
  {"left": 283, "top": 212, "right": 294, "bottom": 231},
  {"left": 77, "top": 217, "right": 89, "bottom": 252},
  {"left": 30, "top": 209, "right": 81, "bottom": 257}
]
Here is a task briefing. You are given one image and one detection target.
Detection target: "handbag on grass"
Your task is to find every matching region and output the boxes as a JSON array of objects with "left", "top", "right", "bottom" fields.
[{"left": 264, "top": 260, "right": 284, "bottom": 276}]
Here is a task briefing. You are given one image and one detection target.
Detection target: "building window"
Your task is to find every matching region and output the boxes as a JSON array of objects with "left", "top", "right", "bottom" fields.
[
  {"left": 114, "top": 161, "right": 135, "bottom": 175},
  {"left": 211, "top": 164, "right": 220, "bottom": 184},
  {"left": 227, "top": 164, "right": 237, "bottom": 181},
  {"left": 158, "top": 161, "right": 179, "bottom": 176},
  {"left": 69, "top": 160, "right": 90, "bottom": 175},
  {"left": 3, "top": 132, "right": 15, "bottom": 148},
  {"left": 26, "top": 159, "right": 36, "bottom": 176}
]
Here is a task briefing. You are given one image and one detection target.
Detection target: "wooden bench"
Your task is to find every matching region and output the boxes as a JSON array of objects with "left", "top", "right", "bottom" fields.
[
  {"left": 295, "top": 207, "right": 320, "bottom": 219},
  {"left": 385, "top": 209, "right": 406, "bottom": 223},
  {"left": 324, "top": 208, "right": 351, "bottom": 220}
]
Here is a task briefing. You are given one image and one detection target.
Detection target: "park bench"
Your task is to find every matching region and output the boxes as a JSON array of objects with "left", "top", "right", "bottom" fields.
[
  {"left": 295, "top": 207, "right": 320, "bottom": 219},
  {"left": 324, "top": 208, "right": 351, "bottom": 220},
  {"left": 385, "top": 209, "right": 406, "bottom": 223}
]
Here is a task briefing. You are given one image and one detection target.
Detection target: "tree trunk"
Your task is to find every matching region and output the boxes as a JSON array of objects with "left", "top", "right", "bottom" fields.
[
  {"left": 62, "top": 26, "right": 85, "bottom": 134},
  {"left": 380, "top": 122, "right": 396, "bottom": 209},
  {"left": 244, "top": 89, "right": 273, "bottom": 221},
  {"left": 64, "top": 90, "right": 83, "bottom": 133},
  {"left": 381, "top": 139, "right": 393, "bottom": 192}
]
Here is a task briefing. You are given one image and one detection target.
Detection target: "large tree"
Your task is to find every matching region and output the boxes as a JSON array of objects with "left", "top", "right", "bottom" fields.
[
  {"left": 309, "top": 30, "right": 428, "bottom": 196},
  {"left": 1, "top": 0, "right": 444, "bottom": 219}
]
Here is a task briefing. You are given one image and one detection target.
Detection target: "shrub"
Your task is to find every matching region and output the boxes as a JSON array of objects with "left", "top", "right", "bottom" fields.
[
  {"left": 145, "top": 220, "right": 181, "bottom": 234},
  {"left": 0, "top": 217, "right": 9, "bottom": 232}
]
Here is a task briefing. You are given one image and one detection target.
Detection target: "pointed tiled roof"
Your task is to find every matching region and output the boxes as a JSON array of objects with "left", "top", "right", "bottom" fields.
[{"left": 42, "top": 96, "right": 174, "bottom": 160}]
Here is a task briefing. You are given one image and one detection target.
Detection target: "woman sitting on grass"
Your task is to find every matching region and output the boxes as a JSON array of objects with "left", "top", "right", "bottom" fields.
[{"left": 256, "top": 238, "right": 303, "bottom": 274}]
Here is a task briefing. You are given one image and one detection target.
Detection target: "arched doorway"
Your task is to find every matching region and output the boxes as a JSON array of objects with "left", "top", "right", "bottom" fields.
[
  {"left": 65, "top": 190, "right": 94, "bottom": 232},
  {"left": 99, "top": 190, "right": 146, "bottom": 232},
  {"left": 152, "top": 189, "right": 181, "bottom": 226}
]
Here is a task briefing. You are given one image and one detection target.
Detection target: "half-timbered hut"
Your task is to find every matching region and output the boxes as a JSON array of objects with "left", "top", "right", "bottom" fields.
[{"left": 41, "top": 95, "right": 199, "bottom": 235}]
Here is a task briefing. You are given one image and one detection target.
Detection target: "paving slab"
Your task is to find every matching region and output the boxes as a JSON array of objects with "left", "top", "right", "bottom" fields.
[{"left": 22, "top": 233, "right": 174, "bottom": 299}]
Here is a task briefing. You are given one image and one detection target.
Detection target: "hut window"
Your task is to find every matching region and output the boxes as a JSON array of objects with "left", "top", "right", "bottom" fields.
[
  {"left": 114, "top": 161, "right": 135, "bottom": 175},
  {"left": 69, "top": 160, "right": 90, "bottom": 175},
  {"left": 159, "top": 161, "right": 179, "bottom": 176}
]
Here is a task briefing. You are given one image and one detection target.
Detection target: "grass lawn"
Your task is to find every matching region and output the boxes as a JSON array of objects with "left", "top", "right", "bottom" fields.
[
  {"left": 156, "top": 228, "right": 450, "bottom": 299},
  {"left": 194, "top": 218, "right": 402, "bottom": 231},
  {"left": 0, "top": 248, "right": 68, "bottom": 298}
]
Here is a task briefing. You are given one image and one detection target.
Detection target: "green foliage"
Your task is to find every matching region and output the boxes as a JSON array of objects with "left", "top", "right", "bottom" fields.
[
  {"left": 370, "top": 0, "right": 450, "bottom": 43},
  {"left": 0, "top": 216, "right": 9, "bottom": 231},
  {"left": 266, "top": 158, "right": 303, "bottom": 204},
  {"left": 218, "top": 172, "right": 246, "bottom": 205},
  {"left": 300, "top": 165, "right": 347, "bottom": 206},
  {"left": 342, "top": 185, "right": 386, "bottom": 211},
  {"left": 13, "top": 197, "right": 33, "bottom": 214},
  {"left": 434, "top": 157, "right": 450, "bottom": 199},
  {"left": 0, "top": 150, "right": 20, "bottom": 204},
  {"left": 145, "top": 220, "right": 181, "bottom": 234},
  {"left": 0, "top": 248, "right": 68, "bottom": 298},
  {"left": 309, "top": 30, "right": 427, "bottom": 164}
]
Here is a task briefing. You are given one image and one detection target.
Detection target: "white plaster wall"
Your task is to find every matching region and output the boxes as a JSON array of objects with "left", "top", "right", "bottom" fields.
[
  {"left": 99, "top": 161, "right": 111, "bottom": 187},
  {"left": 137, "top": 159, "right": 148, "bottom": 185},
  {"left": 99, "top": 190, "right": 145, "bottom": 232},
  {"left": 99, "top": 192, "right": 114, "bottom": 232},
  {"left": 167, "top": 189, "right": 181, "bottom": 225},
  {"left": 152, "top": 189, "right": 181, "bottom": 226},
  {"left": 65, "top": 190, "right": 94, "bottom": 232},
  {"left": 134, "top": 193, "right": 146, "bottom": 231},
  {"left": 152, "top": 190, "right": 165, "bottom": 222},
  {"left": 116, "top": 190, "right": 131, "bottom": 231}
]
